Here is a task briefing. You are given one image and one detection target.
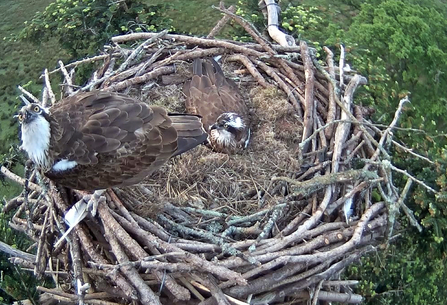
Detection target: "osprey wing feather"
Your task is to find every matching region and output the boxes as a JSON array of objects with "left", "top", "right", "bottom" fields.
[
  {"left": 183, "top": 58, "right": 250, "bottom": 154},
  {"left": 18, "top": 90, "right": 207, "bottom": 190}
]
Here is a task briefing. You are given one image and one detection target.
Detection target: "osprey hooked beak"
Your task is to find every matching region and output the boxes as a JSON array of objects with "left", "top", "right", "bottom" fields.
[
  {"left": 17, "top": 104, "right": 46, "bottom": 124},
  {"left": 208, "top": 112, "right": 250, "bottom": 152}
]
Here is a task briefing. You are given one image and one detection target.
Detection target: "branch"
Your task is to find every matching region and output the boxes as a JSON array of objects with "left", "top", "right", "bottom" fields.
[
  {"left": 0, "top": 240, "right": 36, "bottom": 262},
  {"left": 18, "top": 86, "right": 40, "bottom": 104},
  {"left": 58, "top": 60, "right": 75, "bottom": 96},
  {"left": 1, "top": 166, "right": 42, "bottom": 192},
  {"left": 207, "top": 3, "right": 235, "bottom": 39},
  {"left": 300, "top": 40, "right": 315, "bottom": 153},
  {"left": 42, "top": 68, "right": 56, "bottom": 106},
  {"left": 112, "top": 33, "right": 265, "bottom": 58}
]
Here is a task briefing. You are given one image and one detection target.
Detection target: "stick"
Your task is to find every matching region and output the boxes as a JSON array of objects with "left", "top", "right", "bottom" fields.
[
  {"left": 226, "top": 54, "right": 270, "bottom": 87},
  {"left": 43, "top": 68, "right": 56, "bottom": 106},
  {"left": 339, "top": 44, "right": 345, "bottom": 92},
  {"left": 300, "top": 40, "right": 315, "bottom": 153},
  {"left": 323, "top": 46, "right": 337, "bottom": 138},
  {"left": 48, "top": 53, "right": 121, "bottom": 75},
  {"left": 112, "top": 33, "right": 266, "bottom": 58},
  {"left": 214, "top": 5, "right": 274, "bottom": 54},
  {"left": 191, "top": 279, "right": 249, "bottom": 305},
  {"left": 100, "top": 202, "right": 162, "bottom": 305},
  {"left": 0, "top": 166, "right": 42, "bottom": 192},
  {"left": 0, "top": 240, "right": 36, "bottom": 261},
  {"left": 207, "top": 3, "right": 235, "bottom": 39},
  {"left": 18, "top": 85, "right": 40, "bottom": 104},
  {"left": 58, "top": 60, "right": 75, "bottom": 96}
]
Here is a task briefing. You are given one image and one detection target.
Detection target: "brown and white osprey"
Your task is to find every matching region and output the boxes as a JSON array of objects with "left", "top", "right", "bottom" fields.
[
  {"left": 17, "top": 90, "right": 207, "bottom": 190},
  {"left": 183, "top": 58, "right": 250, "bottom": 154}
]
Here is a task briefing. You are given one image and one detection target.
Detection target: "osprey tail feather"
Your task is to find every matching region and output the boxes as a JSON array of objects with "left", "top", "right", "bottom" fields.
[{"left": 169, "top": 114, "right": 208, "bottom": 157}]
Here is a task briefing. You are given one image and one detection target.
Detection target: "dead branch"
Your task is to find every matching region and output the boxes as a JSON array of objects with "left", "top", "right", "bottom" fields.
[
  {"left": 1, "top": 166, "right": 42, "bottom": 192},
  {"left": 300, "top": 40, "right": 316, "bottom": 153},
  {"left": 207, "top": 3, "right": 235, "bottom": 39},
  {"left": 112, "top": 33, "right": 266, "bottom": 58}
]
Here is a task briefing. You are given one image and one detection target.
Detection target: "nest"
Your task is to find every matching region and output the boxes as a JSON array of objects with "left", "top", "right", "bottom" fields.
[{"left": 1, "top": 9, "right": 422, "bottom": 305}]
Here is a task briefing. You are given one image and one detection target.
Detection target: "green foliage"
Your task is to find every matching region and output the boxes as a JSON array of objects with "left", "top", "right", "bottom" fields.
[
  {"left": 233, "top": 1, "right": 327, "bottom": 45},
  {"left": 232, "top": 0, "right": 263, "bottom": 42},
  {"left": 17, "top": 0, "right": 174, "bottom": 57},
  {"left": 280, "top": 5, "right": 324, "bottom": 42},
  {"left": 334, "top": 0, "right": 447, "bottom": 132},
  {"left": 0, "top": 207, "right": 43, "bottom": 302},
  {"left": 347, "top": 233, "right": 447, "bottom": 304},
  {"left": 324, "top": 1, "right": 447, "bottom": 303}
]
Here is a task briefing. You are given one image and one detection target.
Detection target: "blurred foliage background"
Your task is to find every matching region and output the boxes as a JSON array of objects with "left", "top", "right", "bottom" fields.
[{"left": 1, "top": 0, "right": 446, "bottom": 303}]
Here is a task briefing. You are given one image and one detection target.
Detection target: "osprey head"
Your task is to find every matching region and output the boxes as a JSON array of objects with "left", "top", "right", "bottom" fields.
[
  {"left": 209, "top": 112, "right": 250, "bottom": 153},
  {"left": 17, "top": 103, "right": 52, "bottom": 169}
]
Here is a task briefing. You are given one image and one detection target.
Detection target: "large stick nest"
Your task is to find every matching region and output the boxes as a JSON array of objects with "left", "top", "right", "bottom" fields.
[{"left": 2, "top": 11, "right": 422, "bottom": 305}]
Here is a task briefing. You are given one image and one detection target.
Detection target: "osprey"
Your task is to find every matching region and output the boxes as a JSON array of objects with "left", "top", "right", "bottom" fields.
[
  {"left": 17, "top": 90, "right": 207, "bottom": 190},
  {"left": 183, "top": 58, "right": 250, "bottom": 154}
]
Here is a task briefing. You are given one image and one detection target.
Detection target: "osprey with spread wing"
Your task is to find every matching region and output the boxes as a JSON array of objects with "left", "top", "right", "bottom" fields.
[{"left": 17, "top": 90, "right": 207, "bottom": 190}]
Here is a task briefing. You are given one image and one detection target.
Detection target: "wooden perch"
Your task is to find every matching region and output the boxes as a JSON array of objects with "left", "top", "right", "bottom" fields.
[{"left": 261, "top": 0, "right": 297, "bottom": 47}]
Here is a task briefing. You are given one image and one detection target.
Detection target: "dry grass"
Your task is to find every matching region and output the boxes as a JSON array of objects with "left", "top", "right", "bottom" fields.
[{"left": 127, "top": 66, "right": 304, "bottom": 221}]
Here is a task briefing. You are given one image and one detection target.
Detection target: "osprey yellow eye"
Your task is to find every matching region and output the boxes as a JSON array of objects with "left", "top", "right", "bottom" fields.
[
  {"left": 224, "top": 123, "right": 229, "bottom": 129},
  {"left": 17, "top": 113, "right": 24, "bottom": 121},
  {"left": 33, "top": 105, "right": 41, "bottom": 113}
]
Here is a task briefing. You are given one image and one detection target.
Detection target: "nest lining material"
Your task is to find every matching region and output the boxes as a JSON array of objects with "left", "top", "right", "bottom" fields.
[{"left": 1, "top": 25, "right": 412, "bottom": 305}]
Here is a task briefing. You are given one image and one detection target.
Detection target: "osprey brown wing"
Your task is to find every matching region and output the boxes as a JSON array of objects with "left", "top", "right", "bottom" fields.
[
  {"left": 45, "top": 91, "right": 206, "bottom": 190},
  {"left": 183, "top": 58, "right": 248, "bottom": 131}
]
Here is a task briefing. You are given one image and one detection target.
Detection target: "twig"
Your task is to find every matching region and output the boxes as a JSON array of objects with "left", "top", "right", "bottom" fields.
[
  {"left": 300, "top": 40, "right": 315, "bottom": 153},
  {"left": 249, "top": 204, "right": 285, "bottom": 251},
  {"left": 254, "top": 59, "right": 303, "bottom": 116},
  {"left": 48, "top": 53, "right": 121, "bottom": 75},
  {"left": 325, "top": 178, "right": 383, "bottom": 215},
  {"left": 323, "top": 46, "right": 337, "bottom": 138},
  {"left": 114, "top": 211, "right": 247, "bottom": 286},
  {"left": 394, "top": 177, "right": 424, "bottom": 234},
  {"left": 364, "top": 159, "right": 437, "bottom": 193},
  {"left": 392, "top": 140, "right": 434, "bottom": 164},
  {"left": 191, "top": 273, "right": 231, "bottom": 305},
  {"left": 323, "top": 280, "right": 359, "bottom": 287},
  {"left": 70, "top": 236, "right": 87, "bottom": 305},
  {"left": 58, "top": 60, "right": 75, "bottom": 96},
  {"left": 311, "top": 281, "right": 324, "bottom": 305},
  {"left": 371, "top": 96, "right": 410, "bottom": 162},
  {"left": 34, "top": 204, "right": 51, "bottom": 278},
  {"left": 106, "top": 66, "right": 175, "bottom": 91},
  {"left": 214, "top": 5, "right": 274, "bottom": 55},
  {"left": 158, "top": 214, "right": 244, "bottom": 257},
  {"left": 190, "top": 279, "right": 249, "bottom": 305},
  {"left": 339, "top": 44, "right": 345, "bottom": 92},
  {"left": 112, "top": 33, "right": 266, "bottom": 58},
  {"left": 100, "top": 202, "right": 162, "bottom": 305},
  {"left": 226, "top": 54, "right": 270, "bottom": 87},
  {"left": 273, "top": 169, "right": 378, "bottom": 194},
  {"left": 207, "top": 3, "right": 235, "bottom": 39},
  {"left": 0, "top": 240, "right": 36, "bottom": 261},
  {"left": 117, "top": 30, "right": 168, "bottom": 74},
  {"left": 43, "top": 68, "right": 56, "bottom": 106},
  {"left": 0, "top": 166, "right": 42, "bottom": 193},
  {"left": 17, "top": 86, "right": 40, "bottom": 104}
]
